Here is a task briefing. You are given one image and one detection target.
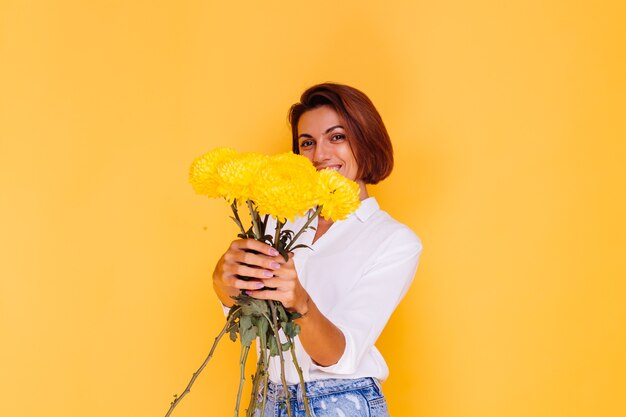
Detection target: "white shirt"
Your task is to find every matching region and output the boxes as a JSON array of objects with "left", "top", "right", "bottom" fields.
[{"left": 265, "top": 197, "right": 423, "bottom": 383}]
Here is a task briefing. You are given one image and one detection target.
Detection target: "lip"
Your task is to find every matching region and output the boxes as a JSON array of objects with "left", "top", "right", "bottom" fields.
[{"left": 316, "top": 164, "right": 341, "bottom": 172}]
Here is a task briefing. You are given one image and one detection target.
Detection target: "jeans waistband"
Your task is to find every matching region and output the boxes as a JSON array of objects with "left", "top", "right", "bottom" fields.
[{"left": 262, "top": 377, "right": 381, "bottom": 409}]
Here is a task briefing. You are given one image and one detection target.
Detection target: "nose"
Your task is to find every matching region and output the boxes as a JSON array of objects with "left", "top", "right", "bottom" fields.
[{"left": 313, "top": 139, "right": 330, "bottom": 164}]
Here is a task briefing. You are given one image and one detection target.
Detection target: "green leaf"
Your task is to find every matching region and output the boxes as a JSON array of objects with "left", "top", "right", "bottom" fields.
[
  {"left": 276, "top": 304, "right": 288, "bottom": 323},
  {"left": 239, "top": 314, "right": 253, "bottom": 332},
  {"left": 283, "top": 321, "right": 295, "bottom": 338},
  {"left": 257, "top": 316, "right": 269, "bottom": 349},
  {"left": 241, "top": 325, "right": 257, "bottom": 347},
  {"left": 277, "top": 247, "right": 289, "bottom": 262},
  {"left": 239, "top": 315, "right": 257, "bottom": 347},
  {"left": 268, "top": 335, "right": 278, "bottom": 356},
  {"left": 281, "top": 341, "right": 291, "bottom": 352},
  {"left": 279, "top": 229, "right": 295, "bottom": 248},
  {"left": 289, "top": 244, "right": 312, "bottom": 251},
  {"left": 260, "top": 214, "right": 269, "bottom": 235},
  {"left": 233, "top": 293, "right": 254, "bottom": 307},
  {"left": 240, "top": 299, "right": 270, "bottom": 316},
  {"left": 287, "top": 310, "right": 302, "bottom": 321}
]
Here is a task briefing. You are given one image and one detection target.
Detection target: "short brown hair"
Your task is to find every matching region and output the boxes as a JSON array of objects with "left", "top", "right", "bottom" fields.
[{"left": 288, "top": 83, "right": 393, "bottom": 184}]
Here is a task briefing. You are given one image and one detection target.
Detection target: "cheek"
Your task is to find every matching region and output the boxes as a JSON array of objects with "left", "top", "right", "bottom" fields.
[
  {"left": 344, "top": 151, "right": 358, "bottom": 168},
  {"left": 346, "top": 153, "right": 360, "bottom": 178},
  {"left": 300, "top": 150, "right": 314, "bottom": 163}
]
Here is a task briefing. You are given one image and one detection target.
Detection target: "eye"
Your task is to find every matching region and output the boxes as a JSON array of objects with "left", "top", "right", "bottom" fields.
[
  {"left": 299, "top": 139, "right": 314, "bottom": 149},
  {"left": 330, "top": 134, "right": 346, "bottom": 142}
]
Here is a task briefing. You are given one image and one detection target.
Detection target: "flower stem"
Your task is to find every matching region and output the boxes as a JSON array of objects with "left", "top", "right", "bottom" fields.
[
  {"left": 288, "top": 335, "right": 312, "bottom": 417},
  {"left": 268, "top": 301, "right": 293, "bottom": 417},
  {"left": 261, "top": 214, "right": 269, "bottom": 238},
  {"left": 285, "top": 206, "right": 322, "bottom": 252},
  {"left": 260, "top": 348, "right": 270, "bottom": 417},
  {"left": 247, "top": 330, "right": 268, "bottom": 417},
  {"left": 230, "top": 199, "right": 247, "bottom": 237},
  {"left": 247, "top": 199, "right": 262, "bottom": 240},
  {"left": 164, "top": 309, "right": 239, "bottom": 417},
  {"left": 235, "top": 344, "right": 251, "bottom": 417},
  {"left": 274, "top": 219, "right": 283, "bottom": 250}
]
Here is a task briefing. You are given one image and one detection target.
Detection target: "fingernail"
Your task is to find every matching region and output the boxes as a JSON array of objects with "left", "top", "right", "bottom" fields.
[
  {"left": 270, "top": 262, "right": 281, "bottom": 269},
  {"left": 254, "top": 282, "right": 265, "bottom": 289},
  {"left": 263, "top": 271, "right": 274, "bottom": 278},
  {"left": 269, "top": 248, "right": 279, "bottom": 256}
]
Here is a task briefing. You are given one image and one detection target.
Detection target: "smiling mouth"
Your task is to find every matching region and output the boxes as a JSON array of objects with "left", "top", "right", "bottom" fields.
[{"left": 317, "top": 165, "right": 341, "bottom": 171}]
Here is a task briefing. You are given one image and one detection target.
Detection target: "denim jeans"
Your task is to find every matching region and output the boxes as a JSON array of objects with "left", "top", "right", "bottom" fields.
[{"left": 253, "top": 377, "right": 391, "bottom": 417}]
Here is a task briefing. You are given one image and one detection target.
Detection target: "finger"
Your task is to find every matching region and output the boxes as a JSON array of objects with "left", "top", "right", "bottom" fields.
[
  {"left": 268, "top": 263, "right": 297, "bottom": 281},
  {"left": 237, "top": 252, "right": 282, "bottom": 271},
  {"left": 228, "top": 276, "right": 266, "bottom": 291},
  {"left": 254, "top": 277, "right": 284, "bottom": 289},
  {"left": 224, "top": 251, "right": 281, "bottom": 272},
  {"left": 229, "top": 264, "right": 276, "bottom": 280},
  {"left": 247, "top": 289, "right": 300, "bottom": 310},
  {"left": 246, "top": 288, "right": 284, "bottom": 303},
  {"left": 229, "top": 239, "right": 279, "bottom": 257},
  {"left": 223, "top": 239, "right": 285, "bottom": 269}
]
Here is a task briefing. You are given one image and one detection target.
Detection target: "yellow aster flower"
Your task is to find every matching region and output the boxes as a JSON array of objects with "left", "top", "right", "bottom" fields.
[
  {"left": 190, "top": 149, "right": 360, "bottom": 222},
  {"left": 189, "top": 147, "right": 238, "bottom": 197},
  {"left": 217, "top": 152, "right": 269, "bottom": 204},
  {"left": 315, "top": 169, "right": 361, "bottom": 221},
  {"left": 252, "top": 152, "right": 319, "bottom": 222}
]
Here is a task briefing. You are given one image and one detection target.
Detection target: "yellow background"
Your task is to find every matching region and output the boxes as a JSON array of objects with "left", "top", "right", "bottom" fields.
[{"left": 1, "top": 1, "right": 624, "bottom": 416}]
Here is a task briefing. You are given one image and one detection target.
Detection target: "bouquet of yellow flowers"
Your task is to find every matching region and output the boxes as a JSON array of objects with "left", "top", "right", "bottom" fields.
[{"left": 165, "top": 148, "right": 360, "bottom": 417}]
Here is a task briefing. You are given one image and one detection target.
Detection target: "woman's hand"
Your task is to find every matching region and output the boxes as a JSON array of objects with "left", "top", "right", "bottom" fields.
[
  {"left": 246, "top": 253, "right": 310, "bottom": 316},
  {"left": 212, "top": 238, "right": 344, "bottom": 366},
  {"left": 212, "top": 239, "right": 285, "bottom": 307},
  {"left": 212, "top": 238, "right": 310, "bottom": 315},
  {"left": 251, "top": 253, "right": 345, "bottom": 366}
]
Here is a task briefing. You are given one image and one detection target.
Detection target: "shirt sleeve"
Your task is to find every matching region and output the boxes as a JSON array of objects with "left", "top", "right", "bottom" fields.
[
  {"left": 310, "top": 227, "right": 422, "bottom": 375},
  {"left": 221, "top": 303, "right": 231, "bottom": 316}
]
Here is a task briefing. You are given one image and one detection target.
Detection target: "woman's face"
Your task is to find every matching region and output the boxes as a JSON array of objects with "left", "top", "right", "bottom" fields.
[{"left": 296, "top": 106, "right": 360, "bottom": 183}]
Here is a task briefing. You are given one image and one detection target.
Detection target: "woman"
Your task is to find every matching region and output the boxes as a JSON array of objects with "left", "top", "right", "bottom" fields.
[{"left": 212, "top": 83, "right": 422, "bottom": 416}]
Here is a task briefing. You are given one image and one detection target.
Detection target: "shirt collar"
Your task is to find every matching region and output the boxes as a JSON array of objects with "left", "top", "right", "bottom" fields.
[{"left": 352, "top": 197, "right": 379, "bottom": 222}]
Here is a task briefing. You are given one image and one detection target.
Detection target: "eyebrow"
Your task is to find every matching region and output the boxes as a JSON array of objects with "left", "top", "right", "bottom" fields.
[{"left": 297, "top": 125, "right": 345, "bottom": 139}]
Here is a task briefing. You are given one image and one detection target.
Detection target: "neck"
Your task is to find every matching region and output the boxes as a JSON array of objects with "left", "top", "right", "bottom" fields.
[{"left": 357, "top": 180, "right": 369, "bottom": 201}]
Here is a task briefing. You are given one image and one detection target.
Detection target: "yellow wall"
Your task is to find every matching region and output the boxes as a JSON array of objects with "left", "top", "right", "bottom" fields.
[{"left": 1, "top": 1, "right": 624, "bottom": 416}]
